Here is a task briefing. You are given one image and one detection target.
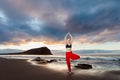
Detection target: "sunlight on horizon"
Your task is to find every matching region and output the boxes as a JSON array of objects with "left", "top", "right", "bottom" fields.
[{"left": 0, "top": 41, "right": 120, "bottom": 51}]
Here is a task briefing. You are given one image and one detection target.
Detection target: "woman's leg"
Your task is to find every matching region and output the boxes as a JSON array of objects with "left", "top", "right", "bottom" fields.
[
  {"left": 70, "top": 52, "right": 80, "bottom": 60},
  {"left": 66, "top": 52, "right": 71, "bottom": 72}
]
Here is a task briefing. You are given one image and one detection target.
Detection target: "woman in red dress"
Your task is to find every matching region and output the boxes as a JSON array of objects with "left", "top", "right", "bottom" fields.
[{"left": 65, "top": 32, "right": 80, "bottom": 73}]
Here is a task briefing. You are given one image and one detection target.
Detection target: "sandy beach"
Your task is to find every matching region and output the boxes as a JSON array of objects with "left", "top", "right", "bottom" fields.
[{"left": 0, "top": 58, "right": 120, "bottom": 80}]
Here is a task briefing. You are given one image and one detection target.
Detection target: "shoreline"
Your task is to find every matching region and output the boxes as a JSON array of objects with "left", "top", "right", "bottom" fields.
[
  {"left": 0, "top": 58, "right": 67, "bottom": 80},
  {"left": 0, "top": 57, "right": 120, "bottom": 80}
]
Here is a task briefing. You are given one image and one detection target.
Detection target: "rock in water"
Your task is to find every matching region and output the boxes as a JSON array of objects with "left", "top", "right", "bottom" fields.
[
  {"left": 47, "top": 59, "right": 57, "bottom": 63},
  {"left": 75, "top": 64, "right": 92, "bottom": 69},
  {"left": 32, "top": 57, "right": 57, "bottom": 64},
  {"left": 33, "top": 57, "right": 48, "bottom": 64},
  {"left": 33, "top": 57, "right": 43, "bottom": 61}
]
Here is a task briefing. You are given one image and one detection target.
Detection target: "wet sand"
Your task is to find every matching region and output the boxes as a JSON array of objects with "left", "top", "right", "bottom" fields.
[{"left": 0, "top": 58, "right": 120, "bottom": 80}]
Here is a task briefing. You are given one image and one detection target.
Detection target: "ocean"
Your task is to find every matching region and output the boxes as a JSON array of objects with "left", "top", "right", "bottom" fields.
[{"left": 0, "top": 53, "right": 120, "bottom": 71}]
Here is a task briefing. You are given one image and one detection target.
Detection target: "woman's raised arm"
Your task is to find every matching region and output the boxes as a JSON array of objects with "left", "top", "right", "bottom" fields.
[
  {"left": 64, "top": 32, "right": 69, "bottom": 43},
  {"left": 68, "top": 32, "right": 73, "bottom": 43}
]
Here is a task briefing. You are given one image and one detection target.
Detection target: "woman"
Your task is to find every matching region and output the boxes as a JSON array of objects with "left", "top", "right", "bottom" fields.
[{"left": 65, "top": 32, "right": 80, "bottom": 73}]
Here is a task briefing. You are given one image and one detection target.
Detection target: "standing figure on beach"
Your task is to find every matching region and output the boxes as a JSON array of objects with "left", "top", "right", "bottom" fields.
[{"left": 65, "top": 32, "right": 80, "bottom": 73}]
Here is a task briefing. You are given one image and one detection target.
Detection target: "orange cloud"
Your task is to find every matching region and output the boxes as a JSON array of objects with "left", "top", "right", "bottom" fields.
[{"left": 3, "top": 36, "right": 64, "bottom": 46}]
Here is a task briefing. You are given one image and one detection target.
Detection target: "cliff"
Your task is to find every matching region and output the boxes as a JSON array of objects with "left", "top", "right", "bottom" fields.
[{"left": 22, "top": 47, "right": 52, "bottom": 55}]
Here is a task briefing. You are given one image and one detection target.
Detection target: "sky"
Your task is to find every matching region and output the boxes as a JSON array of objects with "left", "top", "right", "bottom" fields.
[{"left": 0, "top": 0, "right": 120, "bottom": 51}]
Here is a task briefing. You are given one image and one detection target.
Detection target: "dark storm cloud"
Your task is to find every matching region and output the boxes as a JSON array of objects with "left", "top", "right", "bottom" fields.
[
  {"left": 0, "top": 0, "right": 120, "bottom": 44},
  {"left": 66, "top": 0, "right": 120, "bottom": 34},
  {"left": 0, "top": 27, "right": 11, "bottom": 43}
]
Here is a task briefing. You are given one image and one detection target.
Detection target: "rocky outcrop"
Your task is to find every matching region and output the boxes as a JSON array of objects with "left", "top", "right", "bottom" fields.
[
  {"left": 22, "top": 47, "right": 52, "bottom": 55},
  {"left": 32, "top": 57, "right": 57, "bottom": 64},
  {"left": 75, "top": 64, "right": 92, "bottom": 69},
  {"left": 0, "top": 47, "right": 52, "bottom": 55},
  {"left": 33, "top": 57, "right": 45, "bottom": 61}
]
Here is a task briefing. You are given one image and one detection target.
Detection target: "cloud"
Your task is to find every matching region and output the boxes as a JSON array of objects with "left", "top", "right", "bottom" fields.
[
  {"left": 0, "top": 0, "right": 120, "bottom": 45},
  {"left": 0, "top": 10, "right": 8, "bottom": 24}
]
